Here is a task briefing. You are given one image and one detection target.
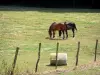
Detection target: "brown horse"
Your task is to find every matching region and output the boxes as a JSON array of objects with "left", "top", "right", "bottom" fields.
[
  {"left": 59, "top": 22, "right": 77, "bottom": 38},
  {"left": 48, "top": 22, "right": 68, "bottom": 39}
]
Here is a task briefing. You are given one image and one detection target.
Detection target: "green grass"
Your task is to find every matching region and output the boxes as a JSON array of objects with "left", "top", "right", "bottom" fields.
[{"left": 0, "top": 6, "right": 100, "bottom": 74}]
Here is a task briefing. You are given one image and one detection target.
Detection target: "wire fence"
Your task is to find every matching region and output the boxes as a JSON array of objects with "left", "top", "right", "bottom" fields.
[{"left": 0, "top": 39, "right": 99, "bottom": 75}]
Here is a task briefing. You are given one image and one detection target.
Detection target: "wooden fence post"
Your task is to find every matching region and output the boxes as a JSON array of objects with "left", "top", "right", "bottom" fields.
[
  {"left": 94, "top": 39, "right": 98, "bottom": 62},
  {"left": 55, "top": 42, "right": 59, "bottom": 69},
  {"left": 10, "top": 47, "right": 19, "bottom": 75},
  {"left": 75, "top": 41, "right": 80, "bottom": 66},
  {"left": 35, "top": 43, "right": 41, "bottom": 73}
]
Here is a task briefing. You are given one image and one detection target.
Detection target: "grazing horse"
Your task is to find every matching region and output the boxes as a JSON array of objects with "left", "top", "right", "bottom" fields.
[
  {"left": 59, "top": 22, "right": 77, "bottom": 38},
  {"left": 48, "top": 22, "right": 68, "bottom": 39}
]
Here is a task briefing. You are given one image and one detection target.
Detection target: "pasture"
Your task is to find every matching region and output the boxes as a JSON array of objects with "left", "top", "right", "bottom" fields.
[{"left": 0, "top": 6, "right": 100, "bottom": 75}]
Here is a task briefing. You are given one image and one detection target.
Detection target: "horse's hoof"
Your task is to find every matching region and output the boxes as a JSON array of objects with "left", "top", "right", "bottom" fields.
[
  {"left": 50, "top": 38, "right": 53, "bottom": 40},
  {"left": 62, "top": 38, "right": 65, "bottom": 40}
]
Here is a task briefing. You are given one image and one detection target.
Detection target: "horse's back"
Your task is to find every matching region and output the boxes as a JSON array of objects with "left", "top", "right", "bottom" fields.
[
  {"left": 66, "top": 22, "right": 77, "bottom": 30},
  {"left": 50, "top": 23, "right": 64, "bottom": 30},
  {"left": 55, "top": 23, "right": 66, "bottom": 30},
  {"left": 67, "top": 22, "right": 75, "bottom": 26}
]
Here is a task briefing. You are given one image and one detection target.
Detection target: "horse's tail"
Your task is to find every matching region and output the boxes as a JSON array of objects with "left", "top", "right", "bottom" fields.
[
  {"left": 48, "top": 25, "right": 52, "bottom": 38},
  {"left": 48, "top": 22, "right": 56, "bottom": 37},
  {"left": 49, "top": 22, "right": 55, "bottom": 32}
]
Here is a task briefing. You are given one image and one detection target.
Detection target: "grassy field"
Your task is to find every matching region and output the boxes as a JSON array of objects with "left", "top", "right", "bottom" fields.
[{"left": 0, "top": 6, "right": 100, "bottom": 75}]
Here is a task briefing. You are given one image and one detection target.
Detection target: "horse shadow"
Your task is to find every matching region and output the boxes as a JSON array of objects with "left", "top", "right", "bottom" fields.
[{"left": 45, "top": 37, "right": 67, "bottom": 40}]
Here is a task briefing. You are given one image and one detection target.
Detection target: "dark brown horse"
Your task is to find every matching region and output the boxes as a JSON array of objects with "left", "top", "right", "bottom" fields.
[
  {"left": 48, "top": 22, "right": 68, "bottom": 39},
  {"left": 59, "top": 22, "right": 77, "bottom": 38}
]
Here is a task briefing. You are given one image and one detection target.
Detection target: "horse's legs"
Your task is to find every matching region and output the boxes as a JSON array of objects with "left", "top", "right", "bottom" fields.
[
  {"left": 72, "top": 28, "right": 75, "bottom": 37},
  {"left": 62, "top": 30, "right": 65, "bottom": 39},
  {"left": 53, "top": 31, "right": 55, "bottom": 38},
  {"left": 59, "top": 30, "right": 62, "bottom": 37},
  {"left": 65, "top": 30, "right": 68, "bottom": 39}
]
